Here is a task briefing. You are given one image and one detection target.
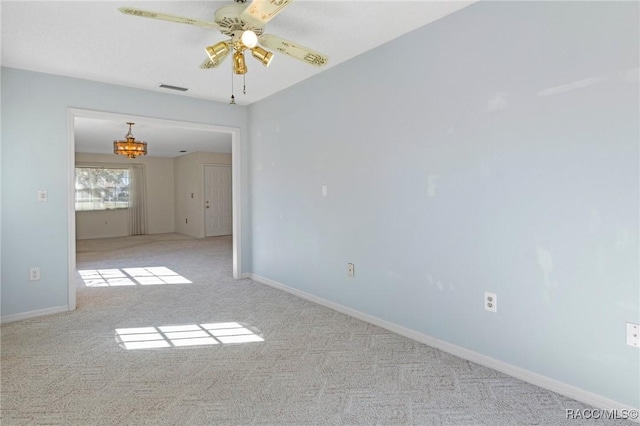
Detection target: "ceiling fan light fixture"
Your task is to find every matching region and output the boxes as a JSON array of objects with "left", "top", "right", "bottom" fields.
[
  {"left": 117, "top": 2, "right": 329, "bottom": 104},
  {"left": 251, "top": 46, "right": 274, "bottom": 67},
  {"left": 205, "top": 41, "right": 230, "bottom": 64},
  {"left": 240, "top": 30, "right": 258, "bottom": 49},
  {"left": 233, "top": 50, "right": 248, "bottom": 74},
  {"left": 113, "top": 122, "right": 147, "bottom": 159}
]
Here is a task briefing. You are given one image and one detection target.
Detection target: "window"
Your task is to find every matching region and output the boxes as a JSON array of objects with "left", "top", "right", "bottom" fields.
[{"left": 75, "top": 167, "right": 129, "bottom": 211}]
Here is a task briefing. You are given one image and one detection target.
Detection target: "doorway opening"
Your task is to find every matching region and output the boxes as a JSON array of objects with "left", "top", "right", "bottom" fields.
[{"left": 67, "top": 108, "right": 243, "bottom": 311}]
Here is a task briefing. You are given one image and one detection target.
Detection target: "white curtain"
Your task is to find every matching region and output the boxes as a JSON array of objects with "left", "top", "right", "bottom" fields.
[{"left": 128, "top": 164, "right": 147, "bottom": 235}]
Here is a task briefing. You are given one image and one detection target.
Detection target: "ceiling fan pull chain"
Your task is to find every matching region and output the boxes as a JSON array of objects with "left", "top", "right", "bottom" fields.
[
  {"left": 229, "top": 58, "right": 236, "bottom": 105},
  {"left": 243, "top": 74, "right": 247, "bottom": 95}
]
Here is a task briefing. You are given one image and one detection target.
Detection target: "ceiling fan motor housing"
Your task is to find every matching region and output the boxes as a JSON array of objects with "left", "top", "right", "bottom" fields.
[{"left": 215, "top": 4, "right": 263, "bottom": 37}]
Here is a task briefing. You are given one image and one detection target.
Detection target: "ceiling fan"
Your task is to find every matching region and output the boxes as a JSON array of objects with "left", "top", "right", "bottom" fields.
[{"left": 118, "top": 0, "right": 329, "bottom": 77}]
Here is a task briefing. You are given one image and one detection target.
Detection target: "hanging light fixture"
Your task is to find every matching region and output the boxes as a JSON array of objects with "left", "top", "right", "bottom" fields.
[
  {"left": 113, "top": 122, "right": 147, "bottom": 159},
  {"left": 209, "top": 29, "right": 275, "bottom": 103}
]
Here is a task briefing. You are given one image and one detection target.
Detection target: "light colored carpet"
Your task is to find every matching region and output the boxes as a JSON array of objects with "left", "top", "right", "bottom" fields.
[{"left": 1, "top": 234, "right": 626, "bottom": 425}]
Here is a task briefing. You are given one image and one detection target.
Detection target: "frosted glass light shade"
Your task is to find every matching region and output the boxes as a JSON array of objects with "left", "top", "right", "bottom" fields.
[{"left": 241, "top": 30, "right": 258, "bottom": 48}]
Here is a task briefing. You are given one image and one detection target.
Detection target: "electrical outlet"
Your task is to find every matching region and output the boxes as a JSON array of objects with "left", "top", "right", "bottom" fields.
[
  {"left": 484, "top": 292, "right": 497, "bottom": 313},
  {"left": 347, "top": 263, "right": 355, "bottom": 278},
  {"left": 627, "top": 322, "right": 640, "bottom": 347},
  {"left": 29, "top": 267, "right": 40, "bottom": 281}
]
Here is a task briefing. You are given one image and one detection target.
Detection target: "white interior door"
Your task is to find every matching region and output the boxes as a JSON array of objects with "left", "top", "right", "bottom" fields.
[{"left": 204, "top": 165, "right": 232, "bottom": 237}]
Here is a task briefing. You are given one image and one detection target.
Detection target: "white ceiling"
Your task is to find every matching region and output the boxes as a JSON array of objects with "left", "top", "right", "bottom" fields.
[{"left": 2, "top": 0, "right": 475, "bottom": 157}]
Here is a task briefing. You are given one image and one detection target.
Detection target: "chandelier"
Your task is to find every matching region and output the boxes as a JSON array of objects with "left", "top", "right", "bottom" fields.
[{"left": 113, "top": 122, "right": 147, "bottom": 159}]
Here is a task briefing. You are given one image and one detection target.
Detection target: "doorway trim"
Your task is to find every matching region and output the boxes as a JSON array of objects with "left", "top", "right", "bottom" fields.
[{"left": 67, "top": 108, "right": 243, "bottom": 311}]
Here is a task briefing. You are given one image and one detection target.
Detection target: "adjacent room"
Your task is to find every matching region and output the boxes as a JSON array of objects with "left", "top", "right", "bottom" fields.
[
  {"left": 2, "top": 0, "right": 638, "bottom": 424},
  {"left": 73, "top": 114, "right": 235, "bottom": 309},
  {"left": 74, "top": 115, "right": 233, "bottom": 240}
]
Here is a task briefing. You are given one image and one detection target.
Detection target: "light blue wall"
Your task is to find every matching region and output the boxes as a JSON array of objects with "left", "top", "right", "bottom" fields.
[
  {"left": 1, "top": 68, "right": 250, "bottom": 317},
  {"left": 248, "top": 1, "right": 639, "bottom": 407},
  {"left": 2, "top": 0, "right": 638, "bottom": 410}
]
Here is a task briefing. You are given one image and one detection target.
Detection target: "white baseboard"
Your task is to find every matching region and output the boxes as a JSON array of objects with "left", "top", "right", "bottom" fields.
[
  {"left": 1, "top": 305, "right": 69, "bottom": 324},
  {"left": 247, "top": 273, "right": 639, "bottom": 417}
]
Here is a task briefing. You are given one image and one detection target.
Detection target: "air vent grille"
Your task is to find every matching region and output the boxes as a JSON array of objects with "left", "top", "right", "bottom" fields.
[{"left": 159, "top": 84, "right": 188, "bottom": 92}]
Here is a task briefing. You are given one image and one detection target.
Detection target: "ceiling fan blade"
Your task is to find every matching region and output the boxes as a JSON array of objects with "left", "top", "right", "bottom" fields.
[
  {"left": 118, "top": 7, "right": 220, "bottom": 30},
  {"left": 259, "top": 34, "right": 328, "bottom": 67},
  {"left": 240, "top": 0, "right": 294, "bottom": 27}
]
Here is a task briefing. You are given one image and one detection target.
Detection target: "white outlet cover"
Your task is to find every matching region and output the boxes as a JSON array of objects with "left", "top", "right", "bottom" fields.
[
  {"left": 38, "top": 190, "right": 48, "bottom": 202},
  {"left": 322, "top": 185, "right": 328, "bottom": 197},
  {"left": 484, "top": 292, "right": 497, "bottom": 313},
  {"left": 627, "top": 322, "right": 640, "bottom": 347},
  {"left": 29, "top": 267, "right": 40, "bottom": 281}
]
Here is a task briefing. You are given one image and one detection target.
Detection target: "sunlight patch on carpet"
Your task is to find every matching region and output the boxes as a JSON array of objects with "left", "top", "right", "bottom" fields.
[
  {"left": 115, "top": 322, "right": 264, "bottom": 350},
  {"left": 79, "top": 267, "right": 192, "bottom": 286}
]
